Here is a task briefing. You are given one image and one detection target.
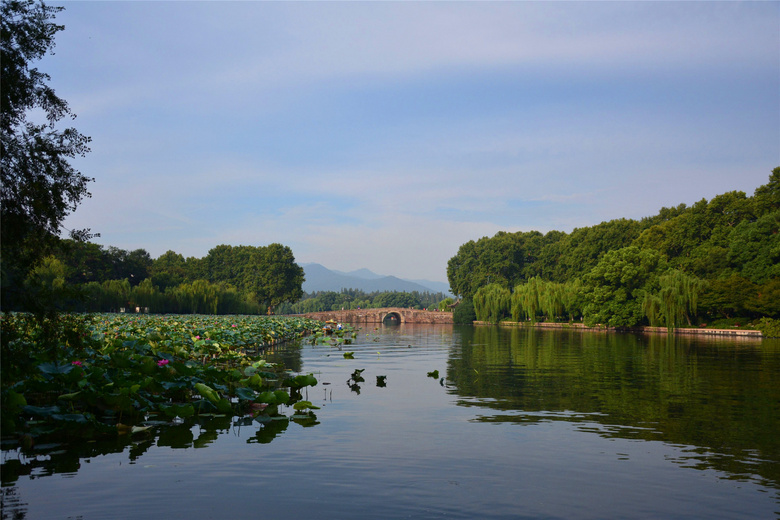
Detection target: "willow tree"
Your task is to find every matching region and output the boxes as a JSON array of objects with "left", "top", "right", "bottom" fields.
[
  {"left": 130, "top": 278, "right": 159, "bottom": 311},
  {"left": 643, "top": 269, "right": 704, "bottom": 330},
  {"left": 100, "top": 279, "right": 131, "bottom": 311},
  {"left": 658, "top": 270, "right": 704, "bottom": 330},
  {"left": 511, "top": 277, "right": 577, "bottom": 323},
  {"left": 473, "top": 283, "right": 511, "bottom": 323},
  {"left": 539, "top": 280, "right": 566, "bottom": 323},
  {"left": 23, "top": 255, "right": 67, "bottom": 306},
  {"left": 642, "top": 292, "right": 663, "bottom": 327},
  {"left": 560, "top": 279, "right": 583, "bottom": 321},
  {"left": 511, "top": 277, "right": 544, "bottom": 322}
]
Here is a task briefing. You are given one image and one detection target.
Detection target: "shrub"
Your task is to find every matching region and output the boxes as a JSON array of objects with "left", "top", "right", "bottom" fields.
[
  {"left": 757, "top": 318, "right": 780, "bottom": 338},
  {"left": 453, "top": 299, "right": 476, "bottom": 324}
]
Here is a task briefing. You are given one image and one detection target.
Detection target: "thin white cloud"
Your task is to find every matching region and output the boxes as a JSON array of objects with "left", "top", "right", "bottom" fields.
[
  {"left": 53, "top": 1, "right": 779, "bottom": 284},
  {"left": 54, "top": 2, "right": 777, "bottom": 114}
]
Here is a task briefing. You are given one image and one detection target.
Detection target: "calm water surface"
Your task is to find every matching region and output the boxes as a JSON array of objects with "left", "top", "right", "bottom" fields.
[{"left": 2, "top": 324, "right": 779, "bottom": 519}]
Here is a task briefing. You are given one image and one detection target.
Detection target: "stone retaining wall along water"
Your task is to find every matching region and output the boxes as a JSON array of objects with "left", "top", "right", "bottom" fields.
[{"left": 473, "top": 320, "right": 764, "bottom": 338}]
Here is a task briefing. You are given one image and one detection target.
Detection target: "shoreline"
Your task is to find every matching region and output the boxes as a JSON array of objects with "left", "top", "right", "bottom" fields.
[{"left": 473, "top": 320, "right": 764, "bottom": 338}]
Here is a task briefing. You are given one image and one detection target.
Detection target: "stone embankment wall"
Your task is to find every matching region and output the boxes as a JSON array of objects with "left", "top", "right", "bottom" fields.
[
  {"left": 473, "top": 320, "right": 764, "bottom": 338},
  {"left": 305, "top": 307, "right": 454, "bottom": 324}
]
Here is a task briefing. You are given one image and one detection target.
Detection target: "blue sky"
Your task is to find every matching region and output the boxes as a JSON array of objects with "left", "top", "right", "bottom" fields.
[{"left": 47, "top": 1, "right": 779, "bottom": 283}]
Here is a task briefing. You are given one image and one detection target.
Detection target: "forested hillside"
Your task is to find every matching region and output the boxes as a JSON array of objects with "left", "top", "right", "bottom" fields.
[{"left": 448, "top": 168, "right": 779, "bottom": 329}]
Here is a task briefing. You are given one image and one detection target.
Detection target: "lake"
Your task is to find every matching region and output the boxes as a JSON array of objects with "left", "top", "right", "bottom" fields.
[{"left": 2, "top": 323, "right": 779, "bottom": 519}]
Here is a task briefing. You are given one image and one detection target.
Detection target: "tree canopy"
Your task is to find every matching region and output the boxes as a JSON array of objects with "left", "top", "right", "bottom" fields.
[
  {"left": 41, "top": 242, "right": 306, "bottom": 315},
  {"left": 447, "top": 168, "right": 780, "bottom": 327},
  {"left": 1, "top": 0, "right": 94, "bottom": 308}
]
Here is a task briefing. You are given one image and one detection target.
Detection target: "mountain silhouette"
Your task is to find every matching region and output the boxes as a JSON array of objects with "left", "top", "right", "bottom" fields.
[{"left": 301, "top": 263, "right": 451, "bottom": 295}]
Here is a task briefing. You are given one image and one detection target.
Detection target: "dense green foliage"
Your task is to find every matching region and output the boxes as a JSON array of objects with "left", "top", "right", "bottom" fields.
[
  {"left": 582, "top": 246, "right": 667, "bottom": 327},
  {"left": 1, "top": 313, "right": 323, "bottom": 442},
  {"left": 511, "top": 277, "right": 582, "bottom": 324},
  {"left": 473, "top": 283, "right": 510, "bottom": 323},
  {"left": 757, "top": 318, "right": 780, "bottom": 338},
  {"left": 448, "top": 168, "right": 780, "bottom": 328},
  {"left": 452, "top": 298, "right": 476, "bottom": 324},
  {"left": 12, "top": 241, "right": 448, "bottom": 316},
  {"left": 1, "top": 0, "right": 95, "bottom": 310},
  {"left": 4, "top": 241, "right": 306, "bottom": 315}
]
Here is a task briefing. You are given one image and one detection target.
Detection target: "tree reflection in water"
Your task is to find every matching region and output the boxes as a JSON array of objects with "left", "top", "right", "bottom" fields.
[{"left": 446, "top": 326, "right": 780, "bottom": 490}]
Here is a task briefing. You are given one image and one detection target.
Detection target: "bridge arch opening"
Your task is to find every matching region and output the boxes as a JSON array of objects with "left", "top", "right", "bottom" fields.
[{"left": 382, "top": 312, "right": 402, "bottom": 325}]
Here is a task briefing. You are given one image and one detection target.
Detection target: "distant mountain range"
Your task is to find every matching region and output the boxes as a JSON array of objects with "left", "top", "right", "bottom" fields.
[{"left": 301, "top": 263, "right": 452, "bottom": 296}]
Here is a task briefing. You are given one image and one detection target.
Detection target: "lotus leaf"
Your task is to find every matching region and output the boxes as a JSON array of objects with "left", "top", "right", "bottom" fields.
[
  {"left": 5, "top": 391, "right": 27, "bottom": 409},
  {"left": 23, "top": 405, "right": 61, "bottom": 417},
  {"left": 292, "top": 401, "right": 320, "bottom": 411},
  {"left": 234, "top": 387, "right": 257, "bottom": 401},
  {"left": 50, "top": 413, "right": 89, "bottom": 423},
  {"left": 274, "top": 390, "right": 290, "bottom": 405},
  {"left": 285, "top": 374, "right": 318, "bottom": 388},
  {"left": 160, "top": 403, "right": 195, "bottom": 418},
  {"left": 255, "top": 391, "right": 275, "bottom": 404},
  {"left": 194, "top": 383, "right": 220, "bottom": 404},
  {"left": 37, "top": 362, "right": 73, "bottom": 375},
  {"left": 3, "top": 313, "right": 325, "bottom": 443}
]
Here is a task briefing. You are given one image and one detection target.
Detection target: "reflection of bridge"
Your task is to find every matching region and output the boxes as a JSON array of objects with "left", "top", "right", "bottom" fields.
[{"left": 304, "top": 307, "right": 453, "bottom": 324}]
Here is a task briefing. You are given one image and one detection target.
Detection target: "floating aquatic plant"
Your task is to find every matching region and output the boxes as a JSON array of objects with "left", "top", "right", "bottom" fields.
[{"left": 1, "top": 313, "right": 324, "bottom": 444}]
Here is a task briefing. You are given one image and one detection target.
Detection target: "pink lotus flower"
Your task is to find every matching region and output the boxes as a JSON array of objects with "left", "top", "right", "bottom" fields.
[
  {"left": 71, "top": 360, "right": 83, "bottom": 367},
  {"left": 157, "top": 359, "right": 169, "bottom": 367},
  {"left": 195, "top": 335, "right": 200, "bottom": 340}
]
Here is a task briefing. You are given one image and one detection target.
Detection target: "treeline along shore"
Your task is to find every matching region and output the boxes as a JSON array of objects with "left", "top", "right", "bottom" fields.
[
  {"left": 474, "top": 320, "right": 764, "bottom": 338},
  {"left": 447, "top": 168, "right": 780, "bottom": 338}
]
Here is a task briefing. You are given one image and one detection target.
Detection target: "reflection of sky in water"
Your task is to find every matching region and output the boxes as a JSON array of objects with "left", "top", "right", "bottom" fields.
[{"left": 3, "top": 324, "right": 778, "bottom": 520}]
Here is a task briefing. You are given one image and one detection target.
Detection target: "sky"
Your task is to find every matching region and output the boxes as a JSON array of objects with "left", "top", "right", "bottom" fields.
[{"left": 44, "top": 1, "right": 780, "bottom": 284}]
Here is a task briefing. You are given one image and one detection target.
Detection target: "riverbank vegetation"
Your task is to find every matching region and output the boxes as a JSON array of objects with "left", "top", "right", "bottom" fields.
[
  {"left": 6, "top": 240, "right": 453, "bottom": 316},
  {"left": 448, "top": 168, "right": 780, "bottom": 335},
  {"left": 4, "top": 242, "right": 305, "bottom": 316},
  {"left": 0, "top": 313, "right": 324, "bottom": 443}
]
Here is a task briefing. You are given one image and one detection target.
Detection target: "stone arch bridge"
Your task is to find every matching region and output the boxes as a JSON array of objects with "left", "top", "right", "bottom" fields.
[{"left": 304, "top": 307, "right": 453, "bottom": 325}]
